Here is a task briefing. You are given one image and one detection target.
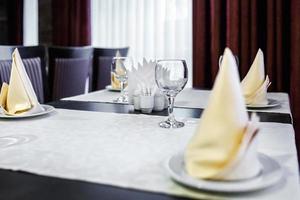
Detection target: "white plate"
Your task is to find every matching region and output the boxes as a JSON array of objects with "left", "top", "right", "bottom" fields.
[
  {"left": 166, "top": 153, "right": 283, "bottom": 193},
  {"left": 105, "top": 85, "right": 121, "bottom": 92},
  {"left": 0, "top": 105, "right": 55, "bottom": 119},
  {"left": 247, "top": 99, "right": 280, "bottom": 109}
]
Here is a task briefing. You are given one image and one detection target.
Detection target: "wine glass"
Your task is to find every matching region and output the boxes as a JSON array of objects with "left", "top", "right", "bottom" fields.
[
  {"left": 111, "top": 57, "right": 132, "bottom": 103},
  {"left": 155, "top": 59, "right": 188, "bottom": 128}
]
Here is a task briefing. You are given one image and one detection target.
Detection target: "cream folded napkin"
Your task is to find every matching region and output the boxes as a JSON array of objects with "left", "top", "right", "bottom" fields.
[
  {"left": 241, "top": 49, "right": 271, "bottom": 105},
  {"left": 185, "top": 48, "right": 261, "bottom": 180},
  {"left": 0, "top": 48, "right": 44, "bottom": 115}
]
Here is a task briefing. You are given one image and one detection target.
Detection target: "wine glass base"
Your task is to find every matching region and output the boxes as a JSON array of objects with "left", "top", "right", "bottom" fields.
[
  {"left": 159, "top": 120, "right": 185, "bottom": 129},
  {"left": 113, "top": 96, "right": 128, "bottom": 103}
]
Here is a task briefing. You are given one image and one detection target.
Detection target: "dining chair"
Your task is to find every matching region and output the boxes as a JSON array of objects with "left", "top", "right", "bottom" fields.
[
  {"left": 0, "top": 60, "right": 10, "bottom": 84},
  {"left": 0, "top": 45, "right": 47, "bottom": 103},
  {"left": 91, "top": 47, "right": 129, "bottom": 91},
  {"left": 48, "top": 46, "right": 93, "bottom": 101}
]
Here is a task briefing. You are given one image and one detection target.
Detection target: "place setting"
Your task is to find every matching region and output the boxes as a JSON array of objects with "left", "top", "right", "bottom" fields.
[
  {"left": 0, "top": 49, "right": 55, "bottom": 119},
  {"left": 0, "top": 49, "right": 55, "bottom": 150},
  {"left": 165, "top": 48, "right": 284, "bottom": 194},
  {"left": 241, "top": 49, "right": 281, "bottom": 109}
]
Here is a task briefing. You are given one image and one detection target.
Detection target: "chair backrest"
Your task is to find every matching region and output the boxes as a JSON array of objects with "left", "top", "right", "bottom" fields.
[
  {"left": 0, "top": 45, "right": 47, "bottom": 103},
  {"left": 92, "top": 47, "right": 129, "bottom": 91},
  {"left": 0, "top": 60, "right": 11, "bottom": 83},
  {"left": 0, "top": 45, "right": 46, "bottom": 71},
  {"left": 0, "top": 57, "right": 45, "bottom": 103},
  {"left": 52, "top": 58, "right": 90, "bottom": 100},
  {"left": 48, "top": 46, "right": 93, "bottom": 101},
  {"left": 93, "top": 47, "right": 129, "bottom": 57},
  {"left": 23, "top": 58, "right": 45, "bottom": 103}
]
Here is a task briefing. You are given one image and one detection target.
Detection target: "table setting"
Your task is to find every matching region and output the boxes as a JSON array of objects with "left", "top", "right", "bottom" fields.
[
  {"left": 0, "top": 49, "right": 55, "bottom": 119},
  {"left": 240, "top": 49, "right": 280, "bottom": 108},
  {"left": 0, "top": 47, "right": 299, "bottom": 200},
  {"left": 63, "top": 49, "right": 291, "bottom": 115}
]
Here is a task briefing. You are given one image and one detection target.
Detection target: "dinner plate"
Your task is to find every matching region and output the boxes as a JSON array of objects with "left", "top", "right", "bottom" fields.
[
  {"left": 0, "top": 105, "right": 55, "bottom": 119},
  {"left": 166, "top": 153, "right": 283, "bottom": 193},
  {"left": 247, "top": 99, "right": 280, "bottom": 109},
  {"left": 105, "top": 85, "right": 121, "bottom": 92}
]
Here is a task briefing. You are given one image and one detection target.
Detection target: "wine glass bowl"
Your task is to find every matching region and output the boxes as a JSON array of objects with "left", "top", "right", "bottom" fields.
[
  {"left": 155, "top": 59, "right": 188, "bottom": 128},
  {"left": 111, "top": 57, "right": 132, "bottom": 103}
]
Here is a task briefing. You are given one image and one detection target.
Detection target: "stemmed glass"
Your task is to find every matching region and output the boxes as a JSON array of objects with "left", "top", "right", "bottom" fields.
[
  {"left": 155, "top": 59, "right": 188, "bottom": 128},
  {"left": 111, "top": 57, "right": 132, "bottom": 103}
]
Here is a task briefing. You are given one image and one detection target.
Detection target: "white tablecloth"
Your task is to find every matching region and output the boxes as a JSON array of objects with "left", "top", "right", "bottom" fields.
[
  {"left": 0, "top": 109, "right": 299, "bottom": 199},
  {"left": 63, "top": 88, "right": 292, "bottom": 114}
]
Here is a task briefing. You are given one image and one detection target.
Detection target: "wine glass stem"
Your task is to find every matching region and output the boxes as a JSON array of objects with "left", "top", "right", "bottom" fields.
[
  {"left": 120, "top": 81, "right": 125, "bottom": 97},
  {"left": 167, "top": 95, "right": 175, "bottom": 123}
]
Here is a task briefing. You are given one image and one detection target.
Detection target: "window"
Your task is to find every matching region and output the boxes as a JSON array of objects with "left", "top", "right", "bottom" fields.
[{"left": 91, "top": 0, "right": 192, "bottom": 87}]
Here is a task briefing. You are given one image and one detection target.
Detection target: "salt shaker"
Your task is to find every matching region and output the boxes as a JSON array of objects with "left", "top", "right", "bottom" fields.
[
  {"left": 133, "top": 89, "right": 141, "bottom": 110},
  {"left": 140, "top": 95, "right": 154, "bottom": 113}
]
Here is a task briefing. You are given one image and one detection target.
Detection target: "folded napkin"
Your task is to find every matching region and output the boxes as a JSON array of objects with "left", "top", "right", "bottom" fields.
[
  {"left": 241, "top": 49, "right": 271, "bottom": 105},
  {"left": 185, "top": 48, "right": 261, "bottom": 180},
  {"left": 0, "top": 48, "right": 44, "bottom": 115},
  {"left": 127, "top": 58, "right": 157, "bottom": 104}
]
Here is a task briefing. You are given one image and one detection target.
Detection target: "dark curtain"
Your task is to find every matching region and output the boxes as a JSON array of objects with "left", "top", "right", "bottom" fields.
[
  {"left": 52, "top": 0, "right": 91, "bottom": 46},
  {"left": 6, "top": 0, "right": 23, "bottom": 45},
  {"left": 290, "top": 1, "right": 300, "bottom": 155},
  {"left": 193, "top": 0, "right": 300, "bottom": 157}
]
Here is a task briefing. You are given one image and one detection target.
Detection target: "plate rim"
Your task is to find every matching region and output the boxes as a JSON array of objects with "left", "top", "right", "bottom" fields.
[
  {"left": 246, "top": 98, "right": 280, "bottom": 109},
  {"left": 0, "top": 104, "right": 55, "bottom": 119},
  {"left": 166, "top": 152, "right": 283, "bottom": 193},
  {"left": 105, "top": 85, "right": 121, "bottom": 92}
]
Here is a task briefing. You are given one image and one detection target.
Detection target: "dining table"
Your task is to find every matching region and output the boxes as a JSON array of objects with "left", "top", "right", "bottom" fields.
[{"left": 0, "top": 88, "right": 299, "bottom": 200}]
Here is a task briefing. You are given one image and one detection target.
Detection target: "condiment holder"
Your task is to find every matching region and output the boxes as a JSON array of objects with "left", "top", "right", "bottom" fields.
[
  {"left": 140, "top": 95, "right": 154, "bottom": 113},
  {"left": 133, "top": 87, "right": 167, "bottom": 113}
]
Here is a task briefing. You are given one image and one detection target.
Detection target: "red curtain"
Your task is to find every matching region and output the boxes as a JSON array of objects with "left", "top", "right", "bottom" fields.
[
  {"left": 6, "top": 0, "right": 23, "bottom": 45},
  {"left": 52, "top": 0, "right": 91, "bottom": 46},
  {"left": 193, "top": 0, "right": 300, "bottom": 154},
  {"left": 290, "top": 0, "right": 300, "bottom": 154}
]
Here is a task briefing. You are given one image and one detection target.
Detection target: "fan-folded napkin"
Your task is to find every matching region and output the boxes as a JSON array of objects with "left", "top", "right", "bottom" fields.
[
  {"left": 127, "top": 58, "right": 156, "bottom": 104},
  {"left": 241, "top": 49, "right": 271, "bottom": 105},
  {"left": 0, "top": 48, "right": 44, "bottom": 115},
  {"left": 185, "top": 48, "right": 261, "bottom": 180}
]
